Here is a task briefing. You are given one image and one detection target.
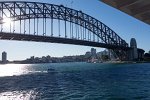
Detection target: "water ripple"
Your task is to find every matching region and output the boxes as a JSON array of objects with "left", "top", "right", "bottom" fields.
[{"left": 0, "top": 63, "right": 150, "bottom": 99}]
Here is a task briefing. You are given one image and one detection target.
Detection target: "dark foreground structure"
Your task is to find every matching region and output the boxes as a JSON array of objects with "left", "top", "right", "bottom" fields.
[{"left": 100, "top": 0, "right": 150, "bottom": 25}]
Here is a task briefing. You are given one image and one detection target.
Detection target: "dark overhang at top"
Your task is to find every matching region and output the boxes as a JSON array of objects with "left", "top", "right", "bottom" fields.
[{"left": 100, "top": 0, "right": 150, "bottom": 25}]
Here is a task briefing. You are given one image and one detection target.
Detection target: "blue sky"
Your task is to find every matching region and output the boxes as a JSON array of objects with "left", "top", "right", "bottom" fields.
[{"left": 0, "top": 0, "right": 150, "bottom": 61}]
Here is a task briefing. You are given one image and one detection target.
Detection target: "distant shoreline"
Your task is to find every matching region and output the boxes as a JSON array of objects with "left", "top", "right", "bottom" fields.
[{"left": 0, "top": 61, "right": 150, "bottom": 65}]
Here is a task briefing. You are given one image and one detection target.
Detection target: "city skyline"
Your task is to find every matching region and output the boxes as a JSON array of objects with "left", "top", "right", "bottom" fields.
[
  {"left": 2, "top": 48, "right": 113, "bottom": 63},
  {"left": 0, "top": 0, "right": 150, "bottom": 61}
]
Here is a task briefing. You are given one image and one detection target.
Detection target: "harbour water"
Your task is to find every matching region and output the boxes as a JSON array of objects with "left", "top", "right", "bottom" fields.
[{"left": 0, "top": 62, "right": 150, "bottom": 100}]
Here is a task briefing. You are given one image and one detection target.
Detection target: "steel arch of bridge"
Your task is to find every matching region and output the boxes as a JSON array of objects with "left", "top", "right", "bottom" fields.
[{"left": 0, "top": 1, "right": 129, "bottom": 59}]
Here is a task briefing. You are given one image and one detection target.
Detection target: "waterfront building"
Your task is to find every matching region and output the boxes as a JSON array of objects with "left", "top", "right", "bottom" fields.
[
  {"left": 137, "top": 49, "right": 145, "bottom": 61},
  {"left": 101, "top": 50, "right": 109, "bottom": 56},
  {"left": 91, "top": 48, "right": 96, "bottom": 57},
  {"left": 85, "top": 51, "right": 91, "bottom": 58},
  {"left": 107, "top": 49, "right": 116, "bottom": 60},
  {"left": 42, "top": 56, "right": 47, "bottom": 62},
  {"left": 2, "top": 51, "right": 7, "bottom": 63}
]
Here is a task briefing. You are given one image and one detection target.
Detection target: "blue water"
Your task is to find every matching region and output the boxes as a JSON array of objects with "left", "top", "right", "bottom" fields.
[{"left": 0, "top": 62, "right": 150, "bottom": 100}]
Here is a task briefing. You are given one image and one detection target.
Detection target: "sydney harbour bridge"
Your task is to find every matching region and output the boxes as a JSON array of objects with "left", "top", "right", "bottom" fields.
[{"left": 0, "top": 1, "right": 144, "bottom": 61}]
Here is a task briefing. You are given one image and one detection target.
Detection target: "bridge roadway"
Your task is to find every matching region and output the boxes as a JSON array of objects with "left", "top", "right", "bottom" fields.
[{"left": 0, "top": 32, "right": 130, "bottom": 50}]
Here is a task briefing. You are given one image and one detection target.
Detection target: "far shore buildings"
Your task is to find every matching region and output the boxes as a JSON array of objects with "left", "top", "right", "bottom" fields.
[
  {"left": 85, "top": 48, "right": 115, "bottom": 63},
  {"left": 2, "top": 51, "right": 7, "bottom": 64}
]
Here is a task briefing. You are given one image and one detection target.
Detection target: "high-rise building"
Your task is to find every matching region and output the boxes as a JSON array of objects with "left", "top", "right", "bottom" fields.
[
  {"left": 91, "top": 48, "right": 96, "bottom": 57},
  {"left": 130, "top": 38, "right": 138, "bottom": 60},
  {"left": 2, "top": 51, "right": 7, "bottom": 63}
]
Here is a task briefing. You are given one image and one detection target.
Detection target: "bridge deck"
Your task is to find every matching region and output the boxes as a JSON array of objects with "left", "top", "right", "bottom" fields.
[{"left": 0, "top": 32, "right": 129, "bottom": 50}]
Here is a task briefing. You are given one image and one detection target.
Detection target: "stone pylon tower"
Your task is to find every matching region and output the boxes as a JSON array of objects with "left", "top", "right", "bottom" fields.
[{"left": 130, "top": 38, "right": 138, "bottom": 60}]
